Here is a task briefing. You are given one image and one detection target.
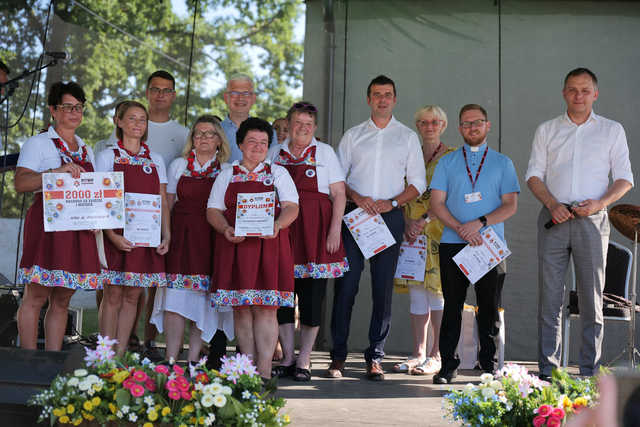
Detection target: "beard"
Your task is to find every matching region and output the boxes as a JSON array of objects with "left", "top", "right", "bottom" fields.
[{"left": 463, "top": 131, "right": 487, "bottom": 146}]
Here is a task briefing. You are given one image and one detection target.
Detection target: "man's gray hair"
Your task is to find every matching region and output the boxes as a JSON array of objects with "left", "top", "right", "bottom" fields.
[{"left": 226, "top": 73, "right": 254, "bottom": 90}]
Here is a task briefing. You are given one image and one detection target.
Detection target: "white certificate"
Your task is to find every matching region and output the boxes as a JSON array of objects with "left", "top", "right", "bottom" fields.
[
  {"left": 234, "top": 191, "right": 276, "bottom": 237},
  {"left": 124, "top": 192, "right": 162, "bottom": 247},
  {"left": 453, "top": 226, "right": 511, "bottom": 284},
  {"left": 343, "top": 207, "right": 396, "bottom": 260},
  {"left": 42, "top": 172, "right": 125, "bottom": 232},
  {"left": 394, "top": 235, "right": 427, "bottom": 281}
]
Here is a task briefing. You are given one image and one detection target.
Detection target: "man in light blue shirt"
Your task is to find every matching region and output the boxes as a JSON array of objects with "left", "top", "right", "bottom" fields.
[
  {"left": 430, "top": 104, "right": 519, "bottom": 384},
  {"left": 221, "top": 74, "right": 277, "bottom": 162}
]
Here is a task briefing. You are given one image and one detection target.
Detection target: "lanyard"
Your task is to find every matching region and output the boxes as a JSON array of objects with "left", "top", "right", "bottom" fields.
[
  {"left": 462, "top": 145, "right": 488, "bottom": 191},
  {"left": 425, "top": 142, "right": 443, "bottom": 165}
]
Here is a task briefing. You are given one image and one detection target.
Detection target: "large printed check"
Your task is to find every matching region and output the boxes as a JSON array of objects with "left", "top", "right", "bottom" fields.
[{"left": 42, "top": 172, "right": 125, "bottom": 232}]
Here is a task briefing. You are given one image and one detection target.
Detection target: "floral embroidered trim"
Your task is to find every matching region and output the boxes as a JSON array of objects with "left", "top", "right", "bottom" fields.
[
  {"left": 166, "top": 273, "right": 210, "bottom": 291},
  {"left": 211, "top": 289, "right": 294, "bottom": 307},
  {"left": 185, "top": 151, "right": 221, "bottom": 178},
  {"left": 276, "top": 145, "right": 316, "bottom": 166},
  {"left": 117, "top": 140, "right": 152, "bottom": 159},
  {"left": 100, "top": 270, "right": 166, "bottom": 288},
  {"left": 18, "top": 265, "right": 101, "bottom": 290},
  {"left": 294, "top": 258, "right": 350, "bottom": 279},
  {"left": 52, "top": 137, "right": 88, "bottom": 163}
]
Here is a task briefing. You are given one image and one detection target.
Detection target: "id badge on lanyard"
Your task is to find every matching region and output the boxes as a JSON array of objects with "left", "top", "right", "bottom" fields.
[{"left": 463, "top": 145, "right": 488, "bottom": 204}]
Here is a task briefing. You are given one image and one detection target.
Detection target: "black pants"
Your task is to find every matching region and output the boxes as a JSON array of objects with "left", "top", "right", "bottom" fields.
[
  {"left": 438, "top": 243, "right": 505, "bottom": 372},
  {"left": 277, "top": 277, "right": 328, "bottom": 327}
]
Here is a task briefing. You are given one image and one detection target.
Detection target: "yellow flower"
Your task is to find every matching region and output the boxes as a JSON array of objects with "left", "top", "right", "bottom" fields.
[
  {"left": 91, "top": 396, "right": 101, "bottom": 406},
  {"left": 113, "top": 370, "right": 130, "bottom": 384},
  {"left": 83, "top": 400, "right": 93, "bottom": 411},
  {"left": 562, "top": 396, "right": 572, "bottom": 408},
  {"left": 53, "top": 408, "right": 65, "bottom": 417},
  {"left": 284, "top": 414, "right": 291, "bottom": 423},
  {"left": 161, "top": 406, "right": 171, "bottom": 416},
  {"left": 182, "top": 404, "right": 195, "bottom": 414},
  {"left": 199, "top": 416, "right": 205, "bottom": 424},
  {"left": 109, "top": 403, "right": 117, "bottom": 414},
  {"left": 190, "top": 417, "right": 197, "bottom": 424},
  {"left": 143, "top": 424, "right": 154, "bottom": 427},
  {"left": 179, "top": 424, "right": 187, "bottom": 427},
  {"left": 72, "top": 417, "right": 82, "bottom": 426},
  {"left": 82, "top": 411, "right": 95, "bottom": 420},
  {"left": 148, "top": 410, "right": 158, "bottom": 421},
  {"left": 574, "top": 396, "right": 588, "bottom": 407},
  {"left": 66, "top": 404, "right": 75, "bottom": 414},
  {"left": 59, "top": 415, "right": 70, "bottom": 424}
]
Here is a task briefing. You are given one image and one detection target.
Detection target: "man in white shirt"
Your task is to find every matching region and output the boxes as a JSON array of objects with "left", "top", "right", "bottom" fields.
[
  {"left": 221, "top": 74, "right": 276, "bottom": 162},
  {"left": 328, "top": 75, "right": 427, "bottom": 381},
  {"left": 142, "top": 70, "right": 189, "bottom": 360},
  {"left": 525, "top": 68, "right": 633, "bottom": 379}
]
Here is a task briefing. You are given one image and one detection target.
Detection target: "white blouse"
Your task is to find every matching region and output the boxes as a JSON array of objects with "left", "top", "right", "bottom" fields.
[
  {"left": 17, "top": 126, "right": 96, "bottom": 173},
  {"left": 95, "top": 146, "right": 168, "bottom": 184}
]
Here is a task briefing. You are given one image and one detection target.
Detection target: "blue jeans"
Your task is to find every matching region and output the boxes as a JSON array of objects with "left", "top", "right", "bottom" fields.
[{"left": 330, "top": 208, "right": 404, "bottom": 363}]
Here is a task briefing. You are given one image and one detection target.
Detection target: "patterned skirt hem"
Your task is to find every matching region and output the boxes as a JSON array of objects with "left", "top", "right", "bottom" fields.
[
  {"left": 17, "top": 266, "right": 101, "bottom": 290},
  {"left": 166, "top": 273, "right": 209, "bottom": 291},
  {"left": 211, "top": 289, "right": 294, "bottom": 307},
  {"left": 293, "top": 258, "right": 350, "bottom": 279},
  {"left": 101, "top": 270, "right": 166, "bottom": 288}
]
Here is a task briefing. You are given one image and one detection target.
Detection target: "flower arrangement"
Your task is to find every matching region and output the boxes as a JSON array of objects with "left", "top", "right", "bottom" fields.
[
  {"left": 443, "top": 363, "right": 597, "bottom": 426},
  {"left": 28, "top": 336, "right": 290, "bottom": 426}
]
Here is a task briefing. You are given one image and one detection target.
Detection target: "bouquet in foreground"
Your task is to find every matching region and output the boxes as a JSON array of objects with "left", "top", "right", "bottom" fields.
[
  {"left": 443, "top": 363, "right": 598, "bottom": 426},
  {"left": 28, "top": 335, "right": 290, "bottom": 426}
]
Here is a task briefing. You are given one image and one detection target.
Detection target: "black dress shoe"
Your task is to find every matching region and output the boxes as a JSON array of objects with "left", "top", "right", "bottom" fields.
[
  {"left": 433, "top": 369, "right": 457, "bottom": 384},
  {"left": 538, "top": 373, "right": 552, "bottom": 382}
]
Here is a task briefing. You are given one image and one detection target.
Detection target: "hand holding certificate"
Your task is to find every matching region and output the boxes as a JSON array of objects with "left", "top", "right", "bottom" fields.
[
  {"left": 234, "top": 191, "right": 276, "bottom": 237},
  {"left": 343, "top": 207, "right": 396, "bottom": 259},
  {"left": 453, "top": 226, "right": 511, "bottom": 284},
  {"left": 394, "top": 235, "right": 427, "bottom": 281},
  {"left": 124, "top": 192, "right": 162, "bottom": 247}
]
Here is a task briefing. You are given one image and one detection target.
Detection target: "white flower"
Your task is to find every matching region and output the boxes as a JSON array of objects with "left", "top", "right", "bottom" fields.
[
  {"left": 74, "top": 369, "right": 88, "bottom": 377},
  {"left": 131, "top": 353, "right": 140, "bottom": 361},
  {"left": 144, "top": 396, "right": 154, "bottom": 407},
  {"left": 480, "top": 373, "right": 493, "bottom": 383},
  {"left": 204, "top": 413, "right": 216, "bottom": 426},
  {"left": 489, "top": 380, "right": 503, "bottom": 390},
  {"left": 481, "top": 387, "right": 495, "bottom": 399},
  {"left": 464, "top": 383, "right": 475, "bottom": 392},
  {"left": 86, "top": 374, "right": 100, "bottom": 384},
  {"left": 128, "top": 413, "right": 137, "bottom": 422},
  {"left": 169, "top": 357, "right": 176, "bottom": 365},
  {"left": 87, "top": 388, "right": 95, "bottom": 396},
  {"left": 213, "top": 394, "right": 227, "bottom": 408},
  {"left": 67, "top": 377, "right": 80, "bottom": 387},
  {"left": 221, "top": 386, "right": 232, "bottom": 395},
  {"left": 116, "top": 410, "right": 123, "bottom": 418},
  {"left": 204, "top": 383, "right": 223, "bottom": 395},
  {"left": 194, "top": 382, "right": 204, "bottom": 391},
  {"left": 201, "top": 394, "right": 215, "bottom": 408},
  {"left": 121, "top": 405, "right": 130, "bottom": 414},
  {"left": 242, "top": 390, "right": 252, "bottom": 400},
  {"left": 78, "top": 381, "right": 91, "bottom": 391}
]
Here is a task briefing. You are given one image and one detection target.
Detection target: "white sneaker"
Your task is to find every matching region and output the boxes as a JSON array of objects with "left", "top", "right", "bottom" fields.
[{"left": 411, "top": 357, "right": 441, "bottom": 375}]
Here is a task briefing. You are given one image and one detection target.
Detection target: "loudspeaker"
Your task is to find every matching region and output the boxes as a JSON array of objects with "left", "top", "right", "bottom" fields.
[{"left": 0, "top": 345, "right": 85, "bottom": 425}]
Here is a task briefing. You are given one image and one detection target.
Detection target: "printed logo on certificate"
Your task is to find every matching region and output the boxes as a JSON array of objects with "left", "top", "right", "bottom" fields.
[
  {"left": 452, "top": 226, "right": 511, "bottom": 284},
  {"left": 235, "top": 191, "right": 276, "bottom": 237},
  {"left": 394, "top": 235, "right": 427, "bottom": 281},
  {"left": 343, "top": 207, "right": 396, "bottom": 260},
  {"left": 124, "top": 192, "right": 162, "bottom": 247},
  {"left": 42, "top": 172, "right": 125, "bottom": 232}
]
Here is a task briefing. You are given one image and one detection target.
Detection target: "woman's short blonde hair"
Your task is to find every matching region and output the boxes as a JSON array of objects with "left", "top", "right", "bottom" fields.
[
  {"left": 414, "top": 105, "right": 448, "bottom": 134},
  {"left": 182, "top": 115, "right": 231, "bottom": 163}
]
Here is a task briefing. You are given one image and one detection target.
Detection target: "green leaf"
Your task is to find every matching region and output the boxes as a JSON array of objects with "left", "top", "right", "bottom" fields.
[{"left": 114, "top": 388, "right": 131, "bottom": 408}]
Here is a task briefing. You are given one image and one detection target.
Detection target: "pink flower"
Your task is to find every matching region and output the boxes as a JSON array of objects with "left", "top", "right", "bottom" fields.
[
  {"left": 165, "top": 379, "right": 179, "bottom": 392},
  {"left": 122, "top": 378, "right": 134, "bottom": 390},
  {"left": 168, "top": 390, "right": 180, "bottom": 400},
  {"left": 154, "top": 365, "right": 170, "bottom": 375},
  {"left": 132, "top": 370, "right": 148, "bottom": 382},
  {"left": 176, "top": 376, "right": 190, "bottom": 392},
  {"left": 181, "top": 391, "right": 192, "bottom": 400},
  {"left": 550, "top": 408, "right": 565, "bottom": 419},
  {"left": 144, "top": 379, "right": 156, "bottom": 392},
  {"left": 130, "top": 383, "right": 145, "bottom": 397},
  {"left": 173, "top": 364, "right": 184, "bottom": 376},
  {"left": 537, "top": 405, "right": 553, "bottom": 417},
  {"left": 533, "top": 415, "right": 547, "bottom": 427},
  {"left": 547, "top": 416, "right": 562, "bottom": 427}
]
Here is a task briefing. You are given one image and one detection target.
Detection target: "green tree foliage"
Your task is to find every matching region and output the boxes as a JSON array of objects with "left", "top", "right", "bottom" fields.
[{"left": 0, "top": 0, "right": 303, "bottom": 217}]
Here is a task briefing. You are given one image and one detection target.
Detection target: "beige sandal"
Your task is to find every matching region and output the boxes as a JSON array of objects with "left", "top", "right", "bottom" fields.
[
  {"left": 411, "top": 357, "right": 441, "bottom": 376},
  {"left": 392, "top": 358, "right": 424, "bottom": 373}
]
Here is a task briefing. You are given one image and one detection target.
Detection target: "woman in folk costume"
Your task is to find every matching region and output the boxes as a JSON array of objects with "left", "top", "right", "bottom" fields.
[
  {"left": 15, "top": 81, "right": 100, "bottom": 350},
  {"left": 207, "top": 117, "right": 299, "bottom": 379},
  {"left": 96, "top": 101, "right": 170, "bottom": 356}
]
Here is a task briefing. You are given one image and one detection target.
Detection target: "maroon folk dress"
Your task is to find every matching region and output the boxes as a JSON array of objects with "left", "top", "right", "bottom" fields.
[
  {"left": 166, "top": 161, "right": 220, "bottom": 290},
  {"left": 275, "top": 145, "right": 349, "bottom": 279},
  {"left": 211, "top": 164, "right": 294, "bottom": 307},
  {"left": 101, "top": 146, "right": 166, "bottom": 287},
  {"left": 18, "top": 137, "right": 101, "bottom": 290}
]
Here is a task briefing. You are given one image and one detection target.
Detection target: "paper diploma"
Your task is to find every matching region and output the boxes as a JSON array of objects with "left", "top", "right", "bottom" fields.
[
  {"left": 453, "top": 226, "right": 511, "bottom": 284},
  {"left": 394, "top": 235, "right": 427, "bottom": 281},
  {"left": 124, "top": 192, "right": 162, "bottom": 247},
  {"left": 42, "top": 172, "right": 125, "bottom": 232},
  {"left": 343, "top": 207, "right": 396, "bottom": 260},
  {"left": 234, "top": 191, "right": 276, "bottom": 237}
]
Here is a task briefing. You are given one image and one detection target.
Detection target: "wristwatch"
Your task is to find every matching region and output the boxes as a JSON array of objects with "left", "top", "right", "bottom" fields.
[
  {"left": 390, "top": 199, "right": 399, "bottom": 208},
  {"left": 478, "top": 215, "right": 487, "bottom": 227}
]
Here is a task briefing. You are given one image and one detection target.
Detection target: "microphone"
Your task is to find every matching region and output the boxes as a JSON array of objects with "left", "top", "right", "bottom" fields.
[
  {"left": 544, "top": 203, "right": 575, "bottom": 229},
  {"left": 44, "top": 51, "right": 70, "bottom": 61}
]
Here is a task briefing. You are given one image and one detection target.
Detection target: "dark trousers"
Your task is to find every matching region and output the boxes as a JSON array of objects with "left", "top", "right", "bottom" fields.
[
  {"left": 438, "top": 243, "right": 505, "bottom": 372},
  {"left": 330, "top": 208, "right": 404, "bottom": 363}
]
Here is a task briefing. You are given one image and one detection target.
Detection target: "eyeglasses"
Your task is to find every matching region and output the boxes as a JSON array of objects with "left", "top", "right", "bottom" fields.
[
  {"left": 416, "top": 119, "right": 442, "bottom": 127},
  {"left": 292, "top": 102, "right": 318, "bottom": 113},
  {"left": 460, "top": 119, "right": 487, "bottom": 129},
  {"left": 193, "top": 130, "right": 219, "bottom": 139},
  {"left": 227, "top": 91, "right": 254, "bottom": 97},
  {"left": 148, "top": 87, "right": 175, "bottom": 96},
  {"left": 57, "top": 103, "right": 84, "bottom": 113}
]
